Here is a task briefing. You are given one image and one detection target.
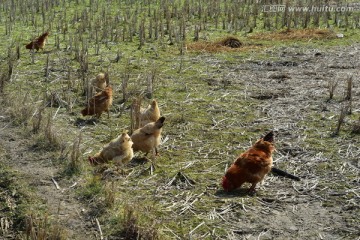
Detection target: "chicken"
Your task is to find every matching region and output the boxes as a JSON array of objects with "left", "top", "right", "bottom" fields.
[
  {"left": 139, "top": 99, "right": 160, "bottom": 127},
  {"left": 81, "top": 86, "right": 113, "bottom": 118},
  {"left": 88, "top": 132, "right": 133, "bottom": 165},
  {"left": 131, "top": 116, "right": 165, "bottom": 156},
  {"left": 88, "top": 72, "right": 110, "bottom": 97},
  {"left": 222, "top": 131, "right": 275, "bottom": 193},
  {"left": 25, "top": 32, "right": 49, "bottom": 51}
]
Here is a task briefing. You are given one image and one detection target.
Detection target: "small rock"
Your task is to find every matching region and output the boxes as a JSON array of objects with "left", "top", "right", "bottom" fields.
[{"left": 289, "top": 225, "right": 298, "bottom": 231}]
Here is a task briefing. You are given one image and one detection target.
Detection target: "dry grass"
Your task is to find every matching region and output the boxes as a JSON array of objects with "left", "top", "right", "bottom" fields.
[
  {"left": 328, "top": 78, "right": 339, "bottom": 101},
  {"left": 186, "top": 36, "right": 261, "bottom": 53},
  {"left": 67, "top": 131, "right": 83, "bottom": 175},
  {"left": 119, "top": 205, "right": 159, "bottom": 240},
  {"left": 0, "top": 71, "right": 10, "bottom": 94},
  {"left": 31, "top": 107, "right": 44, "bottom": 134},
  {"left": 344, "top": 75, "right": 353, "bottom": 101},
  {"left": 44, "top": 113, "right": 62, "bottom": 149},
  {"left": 130, "top": 95, "right": 142, "bottom": 134},
  {"left": 332, "top": 105, "right": 349, "bottom": 137},
  {"left": 250, "top": 28, "right": 337, "bottom": 41},
  {"left": 24, "top": 213, "right": 67, "bottom": 240},
  {"left": 103, "top": 182, "right": 115, "bottom": 209},
  {"left": 3, "top": 90, "right": 38, "bottom": 126}
]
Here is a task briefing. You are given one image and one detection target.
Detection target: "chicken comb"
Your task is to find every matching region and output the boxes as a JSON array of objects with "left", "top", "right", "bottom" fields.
[{"left": 263, "top": 131, "right": 274, "bottom": 143}]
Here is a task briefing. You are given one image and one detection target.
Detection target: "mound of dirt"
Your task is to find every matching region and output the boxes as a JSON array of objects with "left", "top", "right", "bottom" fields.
[
  {"left": 218, "top": 36, "right": 242, "bottom": 48},
  {"left": 187, "top": 36, "right": 261, "bottom": 53}
]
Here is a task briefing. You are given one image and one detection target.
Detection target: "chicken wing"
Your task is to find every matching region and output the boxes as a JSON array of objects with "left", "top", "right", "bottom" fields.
[{"left": 81, "top": 86, "right": 113, "bottom": 118}]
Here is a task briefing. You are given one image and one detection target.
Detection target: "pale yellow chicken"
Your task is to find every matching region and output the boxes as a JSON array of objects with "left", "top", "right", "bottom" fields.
[
  {"left": 131, "top": 116, "right": 165, "bottom": 157},
  {"left": 88, "top": 132, "right": 134, "bottom": 165},
  {"left": 139, "top": 99, "right": 161, "bottom": 127}
]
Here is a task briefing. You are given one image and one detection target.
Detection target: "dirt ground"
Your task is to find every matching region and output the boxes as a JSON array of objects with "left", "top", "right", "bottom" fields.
[
  {"left": 0, "top": 123, "right": 99, "bottom": 239},
  {"left": 0, "top": 43, "right": 359, "bottom": 239}
]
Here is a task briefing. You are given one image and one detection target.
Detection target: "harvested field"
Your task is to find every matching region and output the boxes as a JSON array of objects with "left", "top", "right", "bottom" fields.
[
  {"left": 0, "top": 0, "right": 359, "bottom": 239},
  {"left": 1, "top": 43, "right": 359, "bottom": 239}
]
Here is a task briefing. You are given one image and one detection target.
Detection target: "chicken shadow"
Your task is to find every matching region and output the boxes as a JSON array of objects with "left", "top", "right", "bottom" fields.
[
  {"left": 166, "top": 171, "right": 196, "bottom": 189},
  {"left": 128, "top": 156, "right": 150, "bottom": 167},
  {"left": 42, "top": 50, "right": 53, "bottom": 54},
  {"left": 28, "top": 50, "right": 54, "bottom": 54},
  {"left": 214, "top": 188, "right": 256, "bottom": 198},
  {"left": 128, "top": 157, "right": 159, "bottom": 176},
  {"left": 74, "top": 117, "right": 99, "bottom": 127}
]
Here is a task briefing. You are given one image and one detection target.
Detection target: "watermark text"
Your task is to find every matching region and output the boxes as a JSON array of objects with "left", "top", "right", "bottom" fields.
[{"left": 263, "top": 3, "right": 360, "bottom": 13}]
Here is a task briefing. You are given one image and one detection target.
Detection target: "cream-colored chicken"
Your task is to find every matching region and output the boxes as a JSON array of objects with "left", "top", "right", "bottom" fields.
[
  {"left": 88, "top": 132, "right": 134, "bottom": 165},
  {"left": 139, "top": 99, "right": 160, "bottom": 127},
  {"left": 131, "top": 117, "right": 165, "bottom": 157}
]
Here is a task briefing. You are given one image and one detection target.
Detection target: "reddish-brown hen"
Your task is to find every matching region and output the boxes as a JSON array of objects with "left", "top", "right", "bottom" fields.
[
  {"left": 222, "top": 131, "right": 275, "bottom": 193},
  {"left": 88, "top": 72, "right": 110, "bottom": 97},
  {"left": 25, "top": 32, "right": 49, "bottom": 51},
  {"left": 81, "top": 86, "right": 113, "bottom": 118}
]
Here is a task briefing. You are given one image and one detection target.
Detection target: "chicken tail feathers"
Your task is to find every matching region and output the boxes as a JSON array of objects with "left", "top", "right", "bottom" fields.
[
  {"left": 263, "top": 131, "right": 274, "bottom": 143},
  {"left": 155, "top": 116, "right": 166, "bottom": 128},
  {"left": 25, "top": 42, "right": 34, "bottom": 49},
  {"left": 271, "top": 167, "right": 300, "bottom": 181}
]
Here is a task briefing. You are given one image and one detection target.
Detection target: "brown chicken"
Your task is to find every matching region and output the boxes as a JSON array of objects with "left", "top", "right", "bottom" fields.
[
  {"left": 81, "top": 86, "right": 113, "bottom": 118},
  {"left": 131, "top": 117, "right": 165, "bottom": 156},
  {"left": 139, "top": 99, "right": 160, "bottom": 127},
  {"left": 222, "top": 131, "right": 275, "bottom": 193},
  {"left": 88, "top": 72, "right": 110, "bottom": 97},
  {"left": 88, "top": 132, "right": 134, "bottom": 165},
  {"left": 25, "top": 32, "right": 49, "bottom": 51}
]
